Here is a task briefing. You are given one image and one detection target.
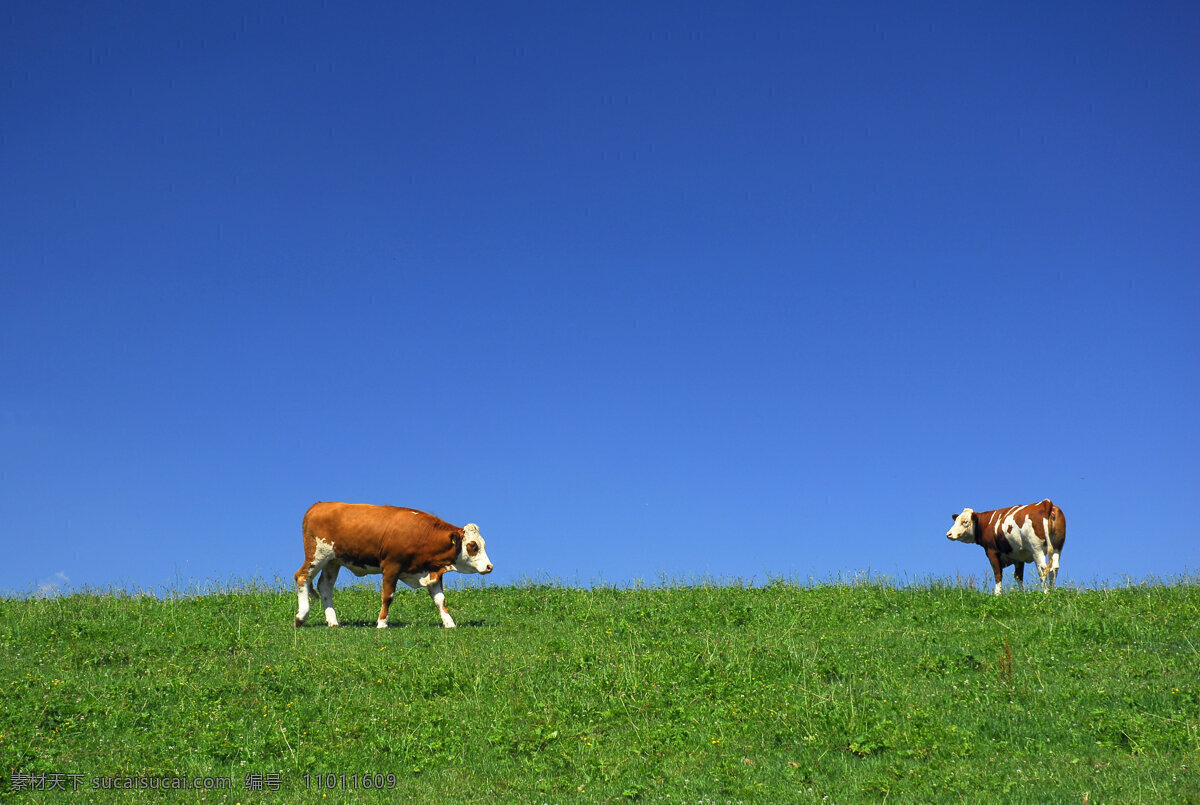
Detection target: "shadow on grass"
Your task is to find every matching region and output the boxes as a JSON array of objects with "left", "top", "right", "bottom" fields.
[{"left": 295, "top": 619, "right": 490, "bottom": 629}]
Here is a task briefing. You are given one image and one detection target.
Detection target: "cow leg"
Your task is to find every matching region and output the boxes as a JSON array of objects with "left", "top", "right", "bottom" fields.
[
  {"left": 294, "top": 567, "right": 312, "bottom": 627},
  {"left": 1033, "top": 549, "right": 1051, "bottom": 593},
  {"left": 987, "top": 551, "right": 1004, "bottom": 595},
  {"left": 296, "top": 543, "right": 334, "bottom": 627},
  {"left": 378, "top": 567, "right": 400, "bottom": 629},
  {"left": 1013, "top": 562, "right": 1025, "bottom": 591},
  {"left": 1047, "top": 550, "right": 1061, "bottom": 589},
  {"left": 317, "top": 564, "right": 341, "bottom": 626},
  {"left": 428, "top": 577, "right": 456, "bottom": 629}
]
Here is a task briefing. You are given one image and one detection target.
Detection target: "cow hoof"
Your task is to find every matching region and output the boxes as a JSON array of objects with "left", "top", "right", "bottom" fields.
[
  {"left": 294, "top": 617, "right": 304, "bottom": 628},
  {"left": 376, "top": 620, "right": 388, "bottom": 629}
]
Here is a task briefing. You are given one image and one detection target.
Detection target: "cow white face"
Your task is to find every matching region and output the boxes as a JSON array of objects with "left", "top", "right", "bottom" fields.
[
  {"left": 454, "top": 524, "right": 493, "bottom": 575},
  {"left": 947, "top": 509, "right": 977, "bottom": 543}
]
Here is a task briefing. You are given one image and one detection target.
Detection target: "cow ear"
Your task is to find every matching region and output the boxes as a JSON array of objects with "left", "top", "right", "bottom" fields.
[{"left": 950, "top": 513, "right": 958, "bottom": 522}]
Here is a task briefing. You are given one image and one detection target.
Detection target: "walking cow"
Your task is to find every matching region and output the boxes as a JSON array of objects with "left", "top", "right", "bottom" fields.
[{"left": 294, "top": 502, "right": 493, "bottom": 629}]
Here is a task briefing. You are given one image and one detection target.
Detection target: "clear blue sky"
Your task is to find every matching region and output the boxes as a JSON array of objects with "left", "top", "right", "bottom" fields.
[{"left": 3, "top": 1, "right": 1197, "bottom": 596}]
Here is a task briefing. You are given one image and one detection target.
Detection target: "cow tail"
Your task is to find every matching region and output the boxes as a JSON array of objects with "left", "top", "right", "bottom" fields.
[
  {"left": 1039, "top": 499, "right": 1056, "bottom": 552},
  {"left": 301, "top": 510, "right": 319, "bottom": 596}
]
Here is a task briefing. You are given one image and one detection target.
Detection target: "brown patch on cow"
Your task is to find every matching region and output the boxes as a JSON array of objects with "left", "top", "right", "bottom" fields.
[
  {"left": 1029, "top": 498, "right": 1053, "bottom": 542},
  {"left": 1048, "top": 502, "right": 1066, "bottom": 552},
  {"left": 466, "top": 541, "right": 480, "bottom": 557}
]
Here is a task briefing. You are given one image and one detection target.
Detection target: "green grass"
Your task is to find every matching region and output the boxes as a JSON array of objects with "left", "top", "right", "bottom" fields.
[{"left": 2, "top": 579, "right": 1198, "bottom": 802}]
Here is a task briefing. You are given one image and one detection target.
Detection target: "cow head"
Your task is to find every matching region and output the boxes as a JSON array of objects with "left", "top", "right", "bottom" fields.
[
  {"left": 947, "top": 509, "right": 978, "bottom": 543},
  {"left": 454, "top": 524, "right": 493, "bottom": 574}
]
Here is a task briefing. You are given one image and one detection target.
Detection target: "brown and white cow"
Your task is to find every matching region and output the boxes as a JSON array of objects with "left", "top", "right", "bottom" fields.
[
  {"left": 294, "top": 502, "right": 493, "bottom": 629},
  {"left": 946, "top": 499, "right": 1066, "bottom": 594}
]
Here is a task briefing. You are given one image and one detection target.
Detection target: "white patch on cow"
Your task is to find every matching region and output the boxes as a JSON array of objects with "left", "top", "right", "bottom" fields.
[
  {"left": 310, "top": 538, "right": 338, "bottom": 572},
  {"left": 1003, "top": 515, "right": 1019, "bottom": 539},
  {"left": 997, "top": 515, "right": 1034, "bottom": 562},
  {"left": 376, "top": 618, "right": 388, "bottom": 629},
  {"left": 946, "top": 509, "right": 976, "bottom": 542},
  {"left": 398, "top": 571, "right": 443, "bottom": 589},
  {"left": 993, "top": 581, "right": 1002, "bottom": 596}
]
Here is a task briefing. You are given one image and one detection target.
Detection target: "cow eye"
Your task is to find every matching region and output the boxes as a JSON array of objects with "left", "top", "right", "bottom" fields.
[{"left": 466, "top": 542, "right": 479, "bottom": 556}]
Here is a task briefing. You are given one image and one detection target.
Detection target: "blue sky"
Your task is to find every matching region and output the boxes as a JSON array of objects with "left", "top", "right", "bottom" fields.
[{"left": 3, "top": 1, "right": 1197, "bottom": 596}]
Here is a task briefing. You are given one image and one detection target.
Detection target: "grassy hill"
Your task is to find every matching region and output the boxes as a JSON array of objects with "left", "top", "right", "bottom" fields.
[{"left": 2, "top": 580, "right": 1197, "bottom": 802}]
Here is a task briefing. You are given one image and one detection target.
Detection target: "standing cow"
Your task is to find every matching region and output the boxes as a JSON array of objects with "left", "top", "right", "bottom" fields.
[
  {"left": 946, "top": 499, "right": 1065, "bottom": 594},
  {"left": 294, "top": 502, "right": 493, "bottom": 629}
]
